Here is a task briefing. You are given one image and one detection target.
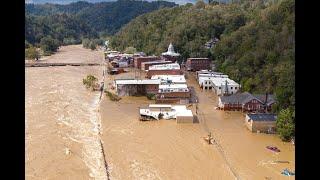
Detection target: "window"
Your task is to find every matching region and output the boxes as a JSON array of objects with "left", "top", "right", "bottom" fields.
[
  {"left": 231, "top": 87, "right": 233, "bottom": 89},
  {"left": 219, "top": 87, "right": 221, "bottom": 89},
  {"left": 235, "top": 87, "right": 237, "bottom": 90},
  {"left": 205, "top": 82, "right": 208, "bottom": 84}
]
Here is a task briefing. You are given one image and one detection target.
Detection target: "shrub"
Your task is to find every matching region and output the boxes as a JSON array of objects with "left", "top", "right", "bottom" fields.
[
  {"left": 105, "top": 90, "right": 121, "bottom": 101},
  {"left": 146, "top": 93, "right": 156, "bottom": 100},
  {"left": 83, "top": 75, "right": 98, "bottom": 90}
]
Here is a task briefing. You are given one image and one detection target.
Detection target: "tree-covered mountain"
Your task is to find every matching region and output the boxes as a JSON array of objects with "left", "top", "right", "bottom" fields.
[
  {"left": 111, "top": 0, "right": 295, "bottom": 132},
  {"left": 25, "top": 0, "right": 177, "bottom": 47}
]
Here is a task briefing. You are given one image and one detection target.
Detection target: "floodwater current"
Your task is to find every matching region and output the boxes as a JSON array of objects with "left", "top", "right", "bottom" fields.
[
  {"left": 26, "top": 45, "right": 295, "bottom": 180},
  {"left": 25, "top": 45, "right": 108, "bottom": 179}
]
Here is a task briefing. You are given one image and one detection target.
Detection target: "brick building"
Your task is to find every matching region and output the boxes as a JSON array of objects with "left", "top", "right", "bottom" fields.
[
  {"left": 186, "top": 58, "right": 211, "bottom": 71},
  {"left": 134, "top": 56, "right": 161, "bottom": 69}
]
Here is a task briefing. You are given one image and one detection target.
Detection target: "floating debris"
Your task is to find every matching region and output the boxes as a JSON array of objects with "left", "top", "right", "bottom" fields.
[
  {"left": 65, "top": 148, "right": 71, "bottom": 155},
  {"left": 281, "top": 168, "right": 295, "bottom": 176},
  {"left": 266, "top": 146, "right": 280, "bottom": 152}
]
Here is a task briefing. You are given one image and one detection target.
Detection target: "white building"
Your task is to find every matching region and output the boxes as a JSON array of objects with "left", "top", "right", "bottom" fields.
[
  {"left": 139, "top": 104, "right": 193, "bottom": 123},
  {"left": 149, "top": 63, "right": 180, "bottom": 70},
  {"left": 151, "top": 75, "right": 186, "bottom": 84},
  {"left": 198, "top": 75, "right": 240, "bottom": 96},
  {"left": 196, "top": 70, "right": 224, "bottom": 79},
  {"left": 158, "top": 84, "right": 189, "bottom": 93},
  {"left": 162, "top": 43, "right": 180, "bottom": 57}
]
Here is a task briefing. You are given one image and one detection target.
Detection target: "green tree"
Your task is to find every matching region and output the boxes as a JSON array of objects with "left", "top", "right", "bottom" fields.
[
  {"left": 89, "top": 41, "right": 96, "bottom": 50},
  {"left": 276, "top": 108, "right": 295, "bottom": 141},
  {"left": 124, "top": 46, "right": 137, "bottom": 54},
  {"left": 25, "top": 46, "right": 40, "bottom": 60},
  {"left": 40, "top": 36, "right": 60, "bottom": 55}
]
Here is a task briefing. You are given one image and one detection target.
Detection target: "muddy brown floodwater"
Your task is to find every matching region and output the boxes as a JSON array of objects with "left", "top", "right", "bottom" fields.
[
  {"left": 26, "top": 45, "right": 108, "bottom": 179},
  {"left": 26, "top": 45, "right": 294, "bottom": 180},
  {"left": 100, "top": 70, "right": 295, "bottom": 180}
]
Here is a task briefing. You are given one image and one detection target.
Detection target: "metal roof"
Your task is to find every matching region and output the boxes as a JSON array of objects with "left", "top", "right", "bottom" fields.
[{"left": 247, "top": 113, "right": 277, "bottom": 121}]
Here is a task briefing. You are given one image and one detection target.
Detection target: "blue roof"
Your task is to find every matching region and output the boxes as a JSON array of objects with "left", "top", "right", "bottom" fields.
[{"left": 247, "top": 113, "right": 277, "bottom": 121}]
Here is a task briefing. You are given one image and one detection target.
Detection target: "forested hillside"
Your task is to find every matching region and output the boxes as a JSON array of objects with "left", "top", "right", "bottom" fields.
[
  {"left": 25, "top": 0, "right": 177, "bottom": 47},
  {"left": 111, "top": 0, "right": 295, "bottom": 140}
]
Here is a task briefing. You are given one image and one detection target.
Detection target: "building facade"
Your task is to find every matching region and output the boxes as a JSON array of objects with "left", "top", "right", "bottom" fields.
[
  {"left": 245, "top": 113, "right": 276, "bottom": 133},
  {"left": 186, "top": 58, "right": 211, "bottom": 71},
  {"left": 134, "top": 56, "right": 161, "bottom": 69},
  {"left": 218, "top": 92, "right": 275, "bottom": 112}
]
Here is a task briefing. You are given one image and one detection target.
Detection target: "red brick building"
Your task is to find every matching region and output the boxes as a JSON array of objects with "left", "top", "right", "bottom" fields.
[
  {"left": 186, "top": 58, "right": 211, "bottom": 71},
  {"left": 134, "top": 56, "right": 161, "bottom": 69}
]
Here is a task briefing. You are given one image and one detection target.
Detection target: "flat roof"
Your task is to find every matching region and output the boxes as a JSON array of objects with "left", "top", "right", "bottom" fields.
[
  {"left": 176, "top": 110, "right": 193, "bottom": 117},
  {"left": 159, "top": 84, "right": 188, "bottom": 89},
  {"left": 198, "top": 74, "right": 228, "bottom": 78},
  {"left": 141, "top": 60, "right": 171, "bottom": 65},
  {"left": 172, "top": 105, "right": 193, "bottom": 116},
  {"left": 151, "top": 75, "right": 186, "bottom": 83},
  {"left": 211, "top": 77, "right": 239, "bottom": 86},
  {"left": 187, "top": 58, "right": 209, "bottom": 60},
  {"left": 149, "top": 63, "right": 180, "bottom": 70},
  {"left": 115, "top": 79, "right": 160, "bottom": 85}
]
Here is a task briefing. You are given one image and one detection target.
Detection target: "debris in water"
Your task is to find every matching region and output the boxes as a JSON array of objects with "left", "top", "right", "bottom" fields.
[
  {"left": 266, "top": 146, "right": 280, "bottom": 152},
  {"left": 281, "top": 168, "right": 295, "bottom": 176},
  {"left": 65, "top": 148, "right": 71, "bottom": 155}
]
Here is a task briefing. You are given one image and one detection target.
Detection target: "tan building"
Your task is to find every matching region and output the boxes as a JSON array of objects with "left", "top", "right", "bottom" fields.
[{"left": 245, "top": 113, "right": 277, "bottom": 133}]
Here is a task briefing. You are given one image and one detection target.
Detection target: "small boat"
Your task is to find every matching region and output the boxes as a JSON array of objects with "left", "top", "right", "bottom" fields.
[
  {"left": 266, "top": 146, "right": 280, "bottom": 152},
  {"left": 281, "top": 169, "right": 295, "bottom": 176}
]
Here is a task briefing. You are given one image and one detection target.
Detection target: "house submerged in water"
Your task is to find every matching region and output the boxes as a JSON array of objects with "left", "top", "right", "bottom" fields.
[{"left": 139, "top": 104, "right": 194, "bottom": 123}]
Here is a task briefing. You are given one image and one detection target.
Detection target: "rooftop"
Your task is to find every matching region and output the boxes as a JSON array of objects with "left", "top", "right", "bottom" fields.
[
  {"left": 220, "top": 92, "right": 275, "bottom": 105},
  {"left": 201, "top": 77, "right": 239, "bottom": 86},
  {"left": 151, "top": 75, "right": 186, "bottom": 83},
  {"left": 159, "top": 84, "right": 188, "bottom": 89},
  {"left": 115, "top": 79, "right": 160, "bottom": 85},
  {"left": 187, "top": 58, "right": 209, "bottom": 60},
  {"left": 141, "top": 60, "right": 171, "bottom": 65},
  {"left": 247, "top": 113, "right": 277, "bottom": 121},
  {"left": 198, "top": 74, "right": 228, "bottom": 78},
  {"left": 149, "top": 63, "right": 180, "bottom": 70}
]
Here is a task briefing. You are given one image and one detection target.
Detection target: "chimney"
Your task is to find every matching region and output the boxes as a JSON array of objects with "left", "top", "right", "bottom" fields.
[
  {"left": 265, "top": 92, "right": 268, "bottom": 113},
  {"left": 265, "top": 92, "right": 268, "bottom": 105}
]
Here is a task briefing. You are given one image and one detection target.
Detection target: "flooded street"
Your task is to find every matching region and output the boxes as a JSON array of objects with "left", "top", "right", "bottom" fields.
[
  {"left": 26, "top": 45, "right": 108, "bottom": 179},
  {"left": 100, "top": 71, "right": 295, "bottom": 180},
  {"left": 26, "top": 45, "right": 294, "bottom": 180}
]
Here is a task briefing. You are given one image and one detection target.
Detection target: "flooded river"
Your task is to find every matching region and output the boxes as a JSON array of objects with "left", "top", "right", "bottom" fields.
[
  {"left": 26, "top": 45, "right": 294, "bottom": 180},
  {"left": 25, "top": 45, "right": 108, "bottom": 179}
]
